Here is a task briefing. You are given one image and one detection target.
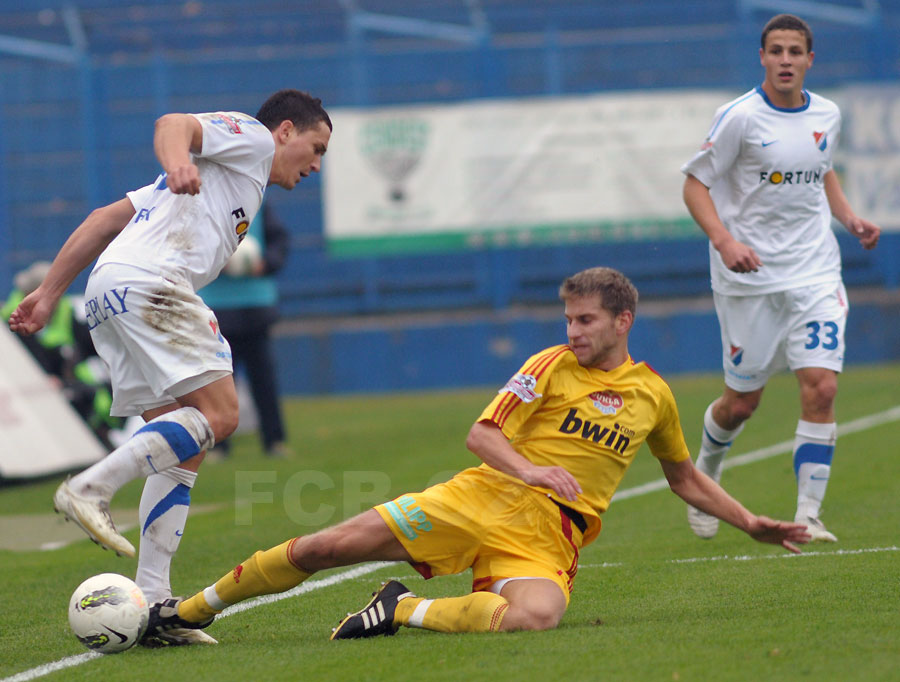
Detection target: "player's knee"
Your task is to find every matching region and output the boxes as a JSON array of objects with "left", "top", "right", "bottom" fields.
[
  {"left": 206, "top": 407, "right": 239, "bottom": 443},
  {"left": 805, "top": 377, "right": 837, "bottom": 409},
  {"left": 291, "top": 530, "right": 346, "bottom": 571},
  {"left": 505, "top": 604, "right": 563, "bottom": 632}
]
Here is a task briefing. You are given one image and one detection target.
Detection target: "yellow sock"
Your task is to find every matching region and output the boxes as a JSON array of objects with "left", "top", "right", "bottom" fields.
[
  {"left": 179, "top": 538, "right": 311, "bottom": 622},
  {"left": 394, "top": 592, "right": 508, "bottom": 633}
]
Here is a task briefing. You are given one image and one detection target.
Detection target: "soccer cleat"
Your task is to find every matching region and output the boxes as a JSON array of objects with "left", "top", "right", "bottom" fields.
[
  {"left": 144, "top": 597, "right": 215, "bottom": 637},
  {"left": 53, "top": 479, "right": 135, "bottom": 558},
  {"left": 330, "top": 580, "right": 416, "bottom": 640},
  {"left": 139, "top": 628, "right": 219, "bottom": 648},
  {"left": 797, "top": 516, "right": 837, "bottom": 543},
  {"left": 687, "top": 504, "right": 719, "bottom": 539}
]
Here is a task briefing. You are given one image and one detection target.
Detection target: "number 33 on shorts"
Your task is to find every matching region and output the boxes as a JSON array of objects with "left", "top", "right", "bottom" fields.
[{"left": 804, "top": 321, "right": 839, "bottom": 350}]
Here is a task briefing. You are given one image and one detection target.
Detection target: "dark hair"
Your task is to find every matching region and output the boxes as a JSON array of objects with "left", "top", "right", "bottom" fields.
[
  {"left": 255, "top": 89, "right": 332, "bottom": 133},
  {"left": 761, "top": 14, "right": 813, "bottom": 52},
  {"left": 558, "top": 267, "right": 638, "bottom": 317}
]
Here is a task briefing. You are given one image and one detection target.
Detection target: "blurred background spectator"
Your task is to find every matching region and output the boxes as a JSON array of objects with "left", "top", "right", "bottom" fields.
[{"left": 199, "top": 203, "right": 295, "bottom": 459}]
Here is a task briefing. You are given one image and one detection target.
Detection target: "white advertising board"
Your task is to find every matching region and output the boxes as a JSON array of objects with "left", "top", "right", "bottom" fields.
[{"left": 0, "top": 328, "right": 106, "bottom": 479}]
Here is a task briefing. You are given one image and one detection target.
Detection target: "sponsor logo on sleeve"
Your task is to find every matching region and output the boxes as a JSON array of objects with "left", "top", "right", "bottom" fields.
[{"left": 500, "top": 373, "right": 541, "bottom": 402}]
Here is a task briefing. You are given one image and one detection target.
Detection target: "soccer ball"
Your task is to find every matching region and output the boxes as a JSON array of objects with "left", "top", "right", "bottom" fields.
[
  {"left": 223, "top": 234, "right": 263, "bottom": 277},
  {"left": 68, "top": 573, "right": 149, "bottom": 654}
]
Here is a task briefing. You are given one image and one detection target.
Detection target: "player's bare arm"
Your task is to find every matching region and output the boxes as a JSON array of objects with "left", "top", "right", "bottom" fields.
[
  {"left": 154, "top": 113, "right": 204, "bottom": 195},
  {"left": 8, "top": 197, "right": 136, "bottom": 336},
  {"left": 683, "top": 174, "right": 763, "bottom": 273},
  {"left": 659, "top": 457, "right": 810, "bottom": 553},
  {"left": 466, "top": 420, "right": 583, "bottom": 502},
  {"left": 823, "top": 169, "right": 881, "bottom": 250}
]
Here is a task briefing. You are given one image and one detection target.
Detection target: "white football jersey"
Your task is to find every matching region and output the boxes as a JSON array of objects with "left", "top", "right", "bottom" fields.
[
  {"left": 681, "top": 87, "right": 842, "bottom": 295},
  {"left": 96, "top": 112, "right": 275, "bottom": 291}
]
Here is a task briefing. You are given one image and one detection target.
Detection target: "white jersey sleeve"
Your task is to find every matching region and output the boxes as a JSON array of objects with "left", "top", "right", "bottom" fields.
[{"left": 191, "top": 112, "right": 274, "bottom": 178}]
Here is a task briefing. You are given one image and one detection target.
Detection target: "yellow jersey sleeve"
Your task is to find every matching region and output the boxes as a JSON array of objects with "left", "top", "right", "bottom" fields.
[{"left": 644, "top": 367, "right": 691, "bottom": 463}]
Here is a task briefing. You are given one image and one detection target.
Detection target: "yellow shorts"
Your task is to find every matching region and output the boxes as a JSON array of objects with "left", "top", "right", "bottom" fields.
[{"left": 375, "top": 466, "right": 584, "bottom": 604}]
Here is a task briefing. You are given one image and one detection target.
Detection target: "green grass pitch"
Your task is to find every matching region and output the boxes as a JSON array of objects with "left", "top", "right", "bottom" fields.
[{"left": 1, "top": 363, "right": 898, "bottom": 681}]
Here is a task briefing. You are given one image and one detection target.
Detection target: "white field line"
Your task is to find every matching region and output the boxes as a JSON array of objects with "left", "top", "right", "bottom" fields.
[
  {"left": 579, "top": 545, "right": 900, "bottom": 569},
  {"left": 4, "top": 405, "right": 899, "bottom": 682},
  {"left": 611, "top": 405, "right": 900, "bottom": 502}
]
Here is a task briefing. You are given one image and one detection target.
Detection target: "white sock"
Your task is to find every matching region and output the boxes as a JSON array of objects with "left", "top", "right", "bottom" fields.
[
  {"left": 793, "top": 420, "right": 836, "bottom": 520},
  {"left": 695, "top": 402, "right": 745, "bottom": 483},
  {"left": 135, "top": 467, "right": 197, "bottom": 603},
  {"left": 70, "top": 407, "right": 214, "bottom": 500}
]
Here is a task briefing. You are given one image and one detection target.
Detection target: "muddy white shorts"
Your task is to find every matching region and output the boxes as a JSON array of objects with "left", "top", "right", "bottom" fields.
[
  {"left": 85, "top": 263, "right": 233, "bottom": 416},
  {"left": 714, "top": 281, "right": 848, "bottom": 393}
]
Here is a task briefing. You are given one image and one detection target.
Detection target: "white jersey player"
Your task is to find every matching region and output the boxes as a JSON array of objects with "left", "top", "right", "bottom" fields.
[
  {"left": 9, "top": 90, "right": 332, "bottom": 646},
  {"left": 680, "top": 14, "right": 879, "bottom": 543}
]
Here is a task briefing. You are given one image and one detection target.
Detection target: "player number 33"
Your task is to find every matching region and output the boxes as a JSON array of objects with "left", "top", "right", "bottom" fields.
[{"left": 804, "top": 321, "right": 838, "bottom": 350}]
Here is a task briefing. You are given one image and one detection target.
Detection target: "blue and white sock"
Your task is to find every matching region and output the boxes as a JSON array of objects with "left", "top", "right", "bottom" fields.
[
  {"left": 695, "top": 402, "right": 744, "bottom": 483},
  {"left": 70, "top": 406, "right": 214, "bottom": 500},
  {"left": 793, "top": 420, "right": 836, "bottom": 521},
  {"left": 136, "top": 467, "right": 197, "bottom": 603}
]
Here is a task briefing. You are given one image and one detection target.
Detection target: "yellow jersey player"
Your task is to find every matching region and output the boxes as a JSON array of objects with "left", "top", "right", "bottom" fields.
[{"left": 143, "top": 267, "right": 810, "bottom": 641}]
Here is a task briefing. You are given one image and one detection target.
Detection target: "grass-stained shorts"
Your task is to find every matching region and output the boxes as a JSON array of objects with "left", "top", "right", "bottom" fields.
[
  {"left": 376, "top": 466, "right": 583, "bottom": 604},
  {"left": 86, "top": 263, "right": 232, "bottom": 416}
]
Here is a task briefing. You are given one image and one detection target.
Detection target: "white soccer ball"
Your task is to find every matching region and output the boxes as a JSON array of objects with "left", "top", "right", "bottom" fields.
[
  {"left": 223, "top": 234, "right": 263, "bottom": 277},
  {"left": 68, "top": 573, "right": 149, "bottom": 654}
]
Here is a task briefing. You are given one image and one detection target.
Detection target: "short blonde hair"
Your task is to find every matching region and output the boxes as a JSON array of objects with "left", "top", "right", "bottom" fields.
[{"left": 558, "top": 267, "right": 638, "bottom": 317}]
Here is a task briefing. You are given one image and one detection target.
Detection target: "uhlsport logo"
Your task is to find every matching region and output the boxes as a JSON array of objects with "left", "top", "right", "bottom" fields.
[
  {"left": 590, "top": 390, "right": 623, "bottom": 415},
  {"left": 730, "top": 344, "right": 744, "bottom": 366},
  {"left": 383, "top": 495, "right": 432, "bottom": 540},
  {"left": 813, "top": 130, "right": 827, "bottom": 151}
]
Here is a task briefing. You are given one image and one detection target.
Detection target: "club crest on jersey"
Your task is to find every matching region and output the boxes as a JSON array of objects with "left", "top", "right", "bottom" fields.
[
  {"left": 730, "top": 344, "right": 744, "bottom": 366},
  {"left": 700, "top": 138, "right": 713, "bottom": 151},
  {"left": 501, "top": 373, "right": 541, "bottom": 403},
  {"left": 590, "top": 390, "right": 623, "bottom": 415},
  {"left": 209, "top": 319, "right": 225, "bottom": 343},
  {"left": 813, "top": 131, "right": 827, "bottom": 151}
]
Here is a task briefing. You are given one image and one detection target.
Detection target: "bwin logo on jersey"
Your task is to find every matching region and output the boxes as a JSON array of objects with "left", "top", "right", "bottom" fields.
[{"left": 813, "top": 131, "right": 827, "bottom": 151}]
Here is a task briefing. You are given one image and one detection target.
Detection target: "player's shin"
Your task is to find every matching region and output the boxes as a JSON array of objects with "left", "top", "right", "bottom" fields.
[
  {"left": 136, "top": 469, "right": 196, "bottom": 603},
  {"left": 69, "top": 407, "right": 214, "bottom": 499},
  {"left": 793, "top": 420, "right": 836, "bottom": 519},
  {"left": 696, "top": 402, "right": 744, "bottom": 480},
  {"left": 394, "top": 592, "right": 509, "bottom": 633},
  {"left": 178, "top": 539, "right": 311, "bottom": 623}
]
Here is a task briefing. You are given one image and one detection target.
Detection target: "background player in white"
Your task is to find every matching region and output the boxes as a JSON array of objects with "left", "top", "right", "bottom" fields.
[
  {"left": 680, "top": 14, "right": 880, "bottom": 543},
  {"left": 8, "top": 89, "right": 331, "bottom": 645}
]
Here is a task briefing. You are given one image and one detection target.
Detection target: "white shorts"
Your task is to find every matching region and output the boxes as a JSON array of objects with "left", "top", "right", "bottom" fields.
[
  {"left": 714, "top": 282, "right": 848, "bottom": 392},
  {"left": 85, "top": 263, "right": 233, "bottom": 416}
]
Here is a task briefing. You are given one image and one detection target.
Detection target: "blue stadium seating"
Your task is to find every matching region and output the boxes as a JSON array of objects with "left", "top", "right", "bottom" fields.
[{"left": 1, "top": 1, "right": 898, "bottom": 314}]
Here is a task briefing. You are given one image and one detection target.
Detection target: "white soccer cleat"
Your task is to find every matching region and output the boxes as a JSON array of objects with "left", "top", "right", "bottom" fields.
[
  {"left": 140, "top": 628, "right": 219, "bottom": 647},
  {"left": 53, "top": 479, "right": 136, "bottom": 558},
  {"left": 687, "top": 504, "right": 719, "bottom": 539},
  {"left": 797, "top": 515, "right": 837, "bottom": 543}
]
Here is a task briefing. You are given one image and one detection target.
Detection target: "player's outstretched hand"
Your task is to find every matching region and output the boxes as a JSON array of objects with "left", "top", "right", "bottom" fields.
[
  {"left": 520, "top": 465, "right": 583, "bottom": 503},
  {"left": 8, "top": 290, "right": 54, "bottom": 336},
  {"left": 747, "top": 515, "right": 811, "bottom": 554},
  {"left": 166, "top": 163, "right": 202, "bottom": 195},
  {"left": 847, "top": 216, "right": 880, "bottom": 250}
]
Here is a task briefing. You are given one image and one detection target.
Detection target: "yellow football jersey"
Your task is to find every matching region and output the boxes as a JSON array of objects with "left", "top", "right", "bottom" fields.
[{"left": 478, "top": 345, "right": 690, "bottom": 545}]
